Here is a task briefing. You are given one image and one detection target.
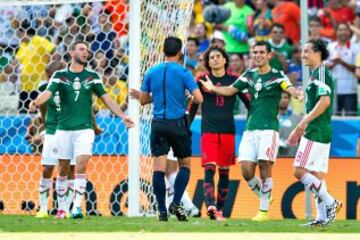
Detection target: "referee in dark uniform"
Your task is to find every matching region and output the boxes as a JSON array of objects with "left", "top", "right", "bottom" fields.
[{"left": 140, "top": 37, "right": 203, "bottom": 221}]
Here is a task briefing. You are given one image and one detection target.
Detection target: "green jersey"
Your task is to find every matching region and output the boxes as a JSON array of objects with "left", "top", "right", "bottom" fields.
[
  {"left": 47, "top": 68, "right": 106, "bottom": 131},
  {"left": 38, "top": 81, "right": 60, "bottom": 135},
  {"left": 233, "top": 67, "right": 292, "bottom": 131},
  {"left": 304, "top": 65, "right": 334, "bottom": 143},
  {"left": 269, "top": 39, "right": 294, "bottom": 61}
]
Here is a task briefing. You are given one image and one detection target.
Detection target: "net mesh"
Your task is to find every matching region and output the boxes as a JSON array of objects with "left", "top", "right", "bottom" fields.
[{"left": 0, "top": 0, "right": 193, "bottom": 216}]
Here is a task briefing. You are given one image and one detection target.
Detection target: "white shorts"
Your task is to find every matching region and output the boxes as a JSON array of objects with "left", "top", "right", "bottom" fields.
[
  {"left": 53, "top": 129, "right": 95, "bottom": 160},
  {"left": 293, "top": 137, "right": 330, "bottom": 173},
  {"left": 167, "top": 148, "right": 177, "bottom": 162},
  {"left": 42, "top": 134, "right": 76, "bottom": 165},
  {"left": 238, "top": 130, "right": 279, "bottom": 163}
]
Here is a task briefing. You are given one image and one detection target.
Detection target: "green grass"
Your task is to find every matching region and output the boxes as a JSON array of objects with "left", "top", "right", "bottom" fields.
[{"left": 0, "top": 215, "right": 359, "bottom": 233}]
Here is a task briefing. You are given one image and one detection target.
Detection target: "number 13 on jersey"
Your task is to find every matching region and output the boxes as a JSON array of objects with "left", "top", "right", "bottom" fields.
[{"left": 216, "top": 96, "right": 224, "bottom": 107}]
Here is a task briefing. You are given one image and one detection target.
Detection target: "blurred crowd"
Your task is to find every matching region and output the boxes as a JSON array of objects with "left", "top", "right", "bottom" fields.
[
  {"left": 1, "top": 0, "right": 360, "bottom": 119},
  {"left": 0, "top": 0, "right": 129, "bottom": 116}
]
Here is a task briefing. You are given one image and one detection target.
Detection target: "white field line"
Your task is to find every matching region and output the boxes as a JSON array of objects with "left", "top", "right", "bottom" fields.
[{"left": 1, "top": 233, "right": 360, "bottom": 240}]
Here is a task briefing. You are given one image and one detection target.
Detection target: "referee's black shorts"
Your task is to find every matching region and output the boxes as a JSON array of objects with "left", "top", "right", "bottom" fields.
[{"left": 150, "top": 117, "right": 191, "bottom": 159}]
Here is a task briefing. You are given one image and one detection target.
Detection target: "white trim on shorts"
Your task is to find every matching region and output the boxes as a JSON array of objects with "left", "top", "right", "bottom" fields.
[
  {"left": 294, "top": 137, "right": 330, "bottom": 173},
  {"left": 238, "top": 130, "right": 279, "bottom": 163}
]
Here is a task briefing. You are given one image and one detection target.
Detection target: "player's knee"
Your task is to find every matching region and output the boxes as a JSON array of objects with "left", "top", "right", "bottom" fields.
[
  {"left": 42, "top": 165, "right": 54, "bottom": 178},
  {"left": 178, "top": 157, "right": 191, "bottom": 168},
  {"left": 218, "top": 168, "right": 229, "bottom": 177},
  {"left": 68, "top": 165, "right": 76, "bottom": 179},
  {"left": 241, "top": 167, "right": 254, "bottom": 181},
  {"left": 76, "top": 163, "right": 87, "bottom": 174},
  {"left": 294, "top": 167, "right": 305, "bottom": 180},
  {"left": 58, "top": 166, "right": 69, "bottom": 176},
  {"left": 204, "top": 164, "right": 216, "bottom": 173},
  {"left": 165, "top": 160, "right": 178, "bottom": 176}
]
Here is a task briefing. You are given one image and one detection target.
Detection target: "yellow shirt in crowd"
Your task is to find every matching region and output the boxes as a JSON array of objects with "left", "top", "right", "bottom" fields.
[
  {"left": 96, "top": 80, "right": 127, "bottom": 110},
  {"left": 16, "top": 36, "right": 55, "bottom": 92}
]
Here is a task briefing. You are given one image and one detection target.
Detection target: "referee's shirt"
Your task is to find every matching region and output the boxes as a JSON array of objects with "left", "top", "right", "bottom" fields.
[{"left": 141, "top": 62, "right": 198, "bottom": 120}]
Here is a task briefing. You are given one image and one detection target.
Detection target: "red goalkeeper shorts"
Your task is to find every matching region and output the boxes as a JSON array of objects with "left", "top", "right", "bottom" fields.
[{"left": 201, "top": 133, "right": 236, "bottom": 167}]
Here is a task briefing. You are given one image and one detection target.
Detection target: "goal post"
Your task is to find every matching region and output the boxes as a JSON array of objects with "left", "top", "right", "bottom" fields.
[{"left": 128, "top": 0, "right": 141, "bottom": 217}]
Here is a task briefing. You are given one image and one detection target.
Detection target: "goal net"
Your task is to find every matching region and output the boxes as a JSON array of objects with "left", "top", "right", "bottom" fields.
[{"left": 0, "top": 0, "right": 193, "bottom": 216}]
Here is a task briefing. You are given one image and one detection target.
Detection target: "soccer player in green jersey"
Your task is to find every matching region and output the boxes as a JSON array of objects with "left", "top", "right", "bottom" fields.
[
  {"left": 30, "top": 41, "right": 134, "bottom": 219},
  {"left": 200, "top": 41, "right": 303, "bottom": 221},
  {"left": 35, "top": 61, "right": 72, "bottom": 218},
  {"left": 288, "top": 39, "right": 342, "bottom": 227}
]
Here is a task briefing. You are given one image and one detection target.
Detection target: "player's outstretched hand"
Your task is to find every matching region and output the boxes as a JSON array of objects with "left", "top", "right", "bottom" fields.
[
  {"left": 287, "top": 119, "right": 308, "bottom": 146},
  {"left": 29, "top": 101, "right": 37, "bottom": 112},
  {"left": 287, "top": 129, "right": 300, "bottom": 146},
  {"left": 199, "top": 75, "right": 214, "bottom": 92},
  {"left": 123, "top": 116, "right": 135, "bottom": 128},
  {"left": 296, "top": 89, "right": 304, "bottom": 102},
  {"left": 130, "top": 89, "right": 140, "bottom": 100}
]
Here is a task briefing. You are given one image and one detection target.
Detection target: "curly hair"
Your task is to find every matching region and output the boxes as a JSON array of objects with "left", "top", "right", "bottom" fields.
[{"left": 202, "top": 46, "right": 229, "bottom": 72}]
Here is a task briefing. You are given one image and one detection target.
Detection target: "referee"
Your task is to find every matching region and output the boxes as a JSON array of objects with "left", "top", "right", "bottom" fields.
[{"left": 140, "top": 36, "right": 203, "bottom": 221}]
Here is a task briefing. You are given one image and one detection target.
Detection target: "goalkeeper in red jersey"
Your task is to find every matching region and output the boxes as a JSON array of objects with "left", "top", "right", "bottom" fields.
[{"left": 187, "top": 46, "right": 250, "bottom": 220}]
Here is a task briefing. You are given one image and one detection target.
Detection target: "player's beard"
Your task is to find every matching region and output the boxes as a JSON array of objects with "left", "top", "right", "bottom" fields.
[{"left": 74, "top": 55, "right": 87, "bottom": 66}]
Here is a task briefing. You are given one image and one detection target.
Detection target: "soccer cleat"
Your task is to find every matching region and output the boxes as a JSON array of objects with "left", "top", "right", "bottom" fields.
[
  {"left": 215, "top": 210, "right": 226, "bottom": 221},
  {"left": 300, "top": 219, "right": 326, "bottom": 227},
  {"left": 335, "top": 199, "right": 343, "bottom": 214},
  {"left": 55, "top": 210, "right": 67, "bottom": 219},
  {"left": 70, "top": 207, "right": 84, "bottom": 219},
  {"left": 251, "top": 211, "right": 269, "bottom": 221},
  {"left": 207, "top": 206, "right": 217, "bottom": 220},
  {"left": 187, "top": 206, "right": 200, "bottom": 217},
  {"left": 169, "top": 202, "right": 188, "bottom": 222},
  {"left": 325, "top": 199, "right": 342, "bottom": 224},
  {"left": 35, "top": 210, "right": 49, "bottom": 218},
  {"left": 158, "top": 211, "right": 168, "bottom": 222},
  {"left": 66, "top": 211, "right": 71, "bottom": 219}
]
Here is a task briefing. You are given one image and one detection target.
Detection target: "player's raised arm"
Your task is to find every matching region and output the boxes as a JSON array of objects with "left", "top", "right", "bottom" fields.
[
  {"left": 190, "top": 89, "right": 203, "bottom": 104},
  {"left": 29, "top": 90, "right": 53, "bottom": 112},
  {"left": 100, "top": 94, "right": 134, "bottom": 128},
  {"left": 284, "top": 86, "right": 304, "bottom": 101},
  {"left": 199, "top": 75, "right": 238, "bottom": 96}
]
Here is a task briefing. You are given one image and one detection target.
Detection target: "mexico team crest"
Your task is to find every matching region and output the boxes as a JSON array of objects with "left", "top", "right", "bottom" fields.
[{"left": 73, "top": 77, "right": 81, "bottom": 90}]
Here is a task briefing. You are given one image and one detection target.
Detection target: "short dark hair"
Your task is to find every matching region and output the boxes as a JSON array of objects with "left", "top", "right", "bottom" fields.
[
  {"left": 271, "top": 23, "right": 285, "bottom": 31},
  {"left": 309, "top": 16, "right": 322, "bottom": 25},
  {"left": 70, "top": 41, "right": 89, "bottom": 51},
  {"left": 203, "top": 46, "right": 229, "bottom": 72},
  {"left": 187, "top": 37, "right": 199, "bottom": 47},
  {"left": 253, "top": 40, "right": 272, "bottom": 53},
  {"left": 163, "top": 37, "right": 182, "bottom": 57},
  {"left": 307, "top": 39, "right": 329, "bottom": 61}
]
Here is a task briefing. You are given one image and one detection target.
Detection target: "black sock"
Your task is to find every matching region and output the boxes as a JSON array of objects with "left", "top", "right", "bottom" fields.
[
  {"left": 173, "top": 167, "right": 190, "bottom": 205},
  {"left": 216, "top": 168, "right": 229, "bottom": 211},
  {"left": 203, "top": 164, "right": 216, "bottom": 207},
  {"left": 153, "top": 171, "right": 166, "bottom": 212}
]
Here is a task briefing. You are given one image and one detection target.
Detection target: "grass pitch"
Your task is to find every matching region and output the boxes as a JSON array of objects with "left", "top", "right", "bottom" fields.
[{"left": 0, "top": 215, "right": 359, "bottom": 233}]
